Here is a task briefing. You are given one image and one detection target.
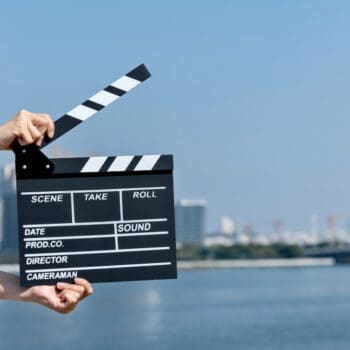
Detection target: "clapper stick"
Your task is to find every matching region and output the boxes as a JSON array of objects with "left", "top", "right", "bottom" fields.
[
  {"left": 12, "top": 64, "right": 150, "bottom": 154},
  {"left": 13, "top": 64, "right": 151, "bottom": 177},
  {"left": 41, "top": 63, "right": 151, "bottom": 148}
]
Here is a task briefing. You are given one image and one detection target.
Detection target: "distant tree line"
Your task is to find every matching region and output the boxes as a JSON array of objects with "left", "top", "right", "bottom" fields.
[{"left": 177, "top": 243, "right": 304, "bottom": 260}]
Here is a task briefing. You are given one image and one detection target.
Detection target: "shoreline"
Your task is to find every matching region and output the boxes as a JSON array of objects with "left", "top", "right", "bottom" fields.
[
  {"left": 0, "top": 258, "right": 335, "bottom": 275},
  {"left": 0, "top": 264, "right": 19, "bottom": 274},
  {"left": 177, "top": 257, "right": 335, "bottom": 270}
]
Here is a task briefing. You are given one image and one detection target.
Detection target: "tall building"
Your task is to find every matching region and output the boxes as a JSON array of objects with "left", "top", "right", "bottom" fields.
[
  {"left": 175, "top": 199, "right": 207, "bottom": 244},
  {"left": 0, "top": 163, "right": 18, "bottom": 254},
  {"left": 204, "top": 216, "right": 235, "bottom": 247},
  {"left": 220, "top": 216, "right": 235, "bottom": 235}
]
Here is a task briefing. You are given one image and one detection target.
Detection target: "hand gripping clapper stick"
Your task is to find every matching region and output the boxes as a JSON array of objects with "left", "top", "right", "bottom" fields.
[{"left": 13, "top": 64, "right": 177, "bottom": 286}]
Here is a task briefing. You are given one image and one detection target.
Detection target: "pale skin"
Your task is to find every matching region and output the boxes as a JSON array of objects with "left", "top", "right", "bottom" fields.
[{"left": 0, "top": 109, "right": 93, "bottom": 314}]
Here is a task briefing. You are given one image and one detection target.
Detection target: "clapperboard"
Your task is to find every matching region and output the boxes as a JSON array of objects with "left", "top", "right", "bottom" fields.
[{"left": 13, "top": 64, "right": 177, "bottom": 286}]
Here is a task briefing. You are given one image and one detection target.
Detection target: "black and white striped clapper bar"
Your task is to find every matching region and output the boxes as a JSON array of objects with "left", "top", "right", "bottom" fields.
[{"left": 13, "top": 64, "right": 177, "bottom": 286}]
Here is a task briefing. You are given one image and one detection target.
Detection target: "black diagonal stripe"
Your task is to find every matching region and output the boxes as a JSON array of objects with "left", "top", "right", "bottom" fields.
[
  {"left": 126, "top": 64, "right": 151, "bottom": 82},
  {"left": 152, "top": 155, "right": 173, "bottom": 171},
  {"left": 104, "top": 85, "right": 126, "bottom": 96},
  {"left": 41, "top": 114, "right": 82, "bottom": 147},
  {"left": 82, "top": 100, "right": 104, "bottom": 111},
  {"left": 99, "top": 156, "right": 116, "bottom": 172},
  {"left": 126, "top": 155, "right": 142, "bottom": 171},
  {"left": 52, "top": 157, "right": 89, "bottom": 174}
]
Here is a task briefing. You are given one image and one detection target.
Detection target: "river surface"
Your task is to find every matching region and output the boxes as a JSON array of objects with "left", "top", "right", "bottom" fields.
[{"left": 1, "top": 266, "right": 350, "bottom": 350}]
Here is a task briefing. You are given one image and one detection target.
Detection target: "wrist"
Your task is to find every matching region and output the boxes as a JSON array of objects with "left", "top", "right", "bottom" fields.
[
  {"left": 19, "top": 286, "right": 39, "bottom": 303},
  {"left": 0, "top": 271, "right": 29, "bottom": 301},
  {"left": 0, "top": 120, "right": 16, "bottom": 150}
]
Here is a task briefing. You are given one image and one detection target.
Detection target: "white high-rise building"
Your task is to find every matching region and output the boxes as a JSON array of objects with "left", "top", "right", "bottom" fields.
[
  {"left": 220, "top": 216, "right": 235, "bottom": 235},
  {"left": 175, "top": 199, "right": 207, "bottom": 245}
]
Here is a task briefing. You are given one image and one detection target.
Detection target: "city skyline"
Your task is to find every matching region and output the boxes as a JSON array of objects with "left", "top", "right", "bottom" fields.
[
  {"left": 2, "top": 167, "right": 350, "bottom": 253},
  {"left": 1, "top": 156, "right": 350, "bottom": 252}
]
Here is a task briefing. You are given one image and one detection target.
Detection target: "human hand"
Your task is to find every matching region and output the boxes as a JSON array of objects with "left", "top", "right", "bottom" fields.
[
  {"left": 0, "top": 109, "right": 54, "bottom": 149},
  {"left": 21, "top": 277, "right": 93, "bottom": 314}
]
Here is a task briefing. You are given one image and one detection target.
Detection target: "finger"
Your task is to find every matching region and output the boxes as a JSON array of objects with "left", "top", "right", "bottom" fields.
[
  {"left": 43, "top": 114, "right": 54, "bottom": 138},
  {"left": 61, "top": 290, "right": 80, "bottom": 304},
  {"left": 35, "top": 135, "right": 44, "bottom": 147},
  {"left": 32, "top": 113, "right": 54, "bottom": 138},
  {"left": 56, "top": 282, "right": 85, "bottom": 296},
  {"left": 30, "top": 114, "right": 49, "bottom": 133},
  {"left": 57, "top": 290, "right": 80, "bottom": 313},
  {"left": 27, "top": 119, "right": 42, "bottom": 140},
  {"left": 17, "top": 125, "right": 34, "bottom": 146},
  {"left": 14, "top": 111, "right": 43, "bottom": 145},
  {"left": 74, "top": 277, "right": 93, "bottom": 298}
]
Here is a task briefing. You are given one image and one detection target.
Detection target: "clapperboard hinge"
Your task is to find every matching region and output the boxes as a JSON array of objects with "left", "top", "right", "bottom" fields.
[{"left": 13, "top": 143, "right": 55, "bottom": 178}]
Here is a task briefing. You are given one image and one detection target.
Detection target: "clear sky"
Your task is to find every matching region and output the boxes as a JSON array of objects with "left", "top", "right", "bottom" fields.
[{"left": 1, "top": 1, "right": 350, "bottom": 232}]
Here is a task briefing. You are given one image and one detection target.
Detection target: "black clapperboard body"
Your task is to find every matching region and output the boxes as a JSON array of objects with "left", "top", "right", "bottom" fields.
[{"left": 14, "top": 64, "right": 177, "bottom": 286}]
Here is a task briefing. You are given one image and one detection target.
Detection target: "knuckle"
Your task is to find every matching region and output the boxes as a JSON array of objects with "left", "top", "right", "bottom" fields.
[
  {"left": 19, "top": 109, "right": 28, "bottom": 115},
  {"left": 42, "top": 114, "right": 51, "bottom": 122},
  {"left": 13, "top": 129, "right": 22, "bottom": 137}
]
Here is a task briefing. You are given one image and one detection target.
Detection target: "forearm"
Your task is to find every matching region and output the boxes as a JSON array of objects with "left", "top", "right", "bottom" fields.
[
  {"left": 0, "top": 271, "right": 28, "bottom": 301},
  {"left": 0, "top": 121, "right": 16, "bottom": 150}
]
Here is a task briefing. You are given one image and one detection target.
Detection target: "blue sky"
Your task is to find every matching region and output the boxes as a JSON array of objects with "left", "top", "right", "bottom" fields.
[{"left": 1, "top": 1, "right": 350, "bottom": 232}]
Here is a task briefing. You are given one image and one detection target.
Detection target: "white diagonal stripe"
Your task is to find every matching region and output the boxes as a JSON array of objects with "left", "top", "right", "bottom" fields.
[
  {"left": 108, "top": 155, "right": 134, "bottom": 172},
  {"left": 67, "top": 105, "right": 97, "bottom": 121},
  {"left": 111, "top": 76, "right": 140, "bottom": 92},
  {"left": 134, "top": 155, "right": 161, "bottom": 171},
  {"left": 81, "top": 157, "right": 108, "bottom": 173},
  {"left": 89, "top": 90, "right": 119, "bottom": 106}
]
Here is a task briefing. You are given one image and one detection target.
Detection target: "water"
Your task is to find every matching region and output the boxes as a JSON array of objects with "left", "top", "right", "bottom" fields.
[{"left": 1, "top": 266, "right": 350, "bottom": 350}]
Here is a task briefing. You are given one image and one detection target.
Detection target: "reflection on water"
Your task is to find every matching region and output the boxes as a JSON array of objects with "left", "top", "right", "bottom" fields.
[
  {"left": 1, "top": 267, "right": 350, "bottom": 350},
  {"left": 144, "top": 288, "right": 162, "bottom": 335}
]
